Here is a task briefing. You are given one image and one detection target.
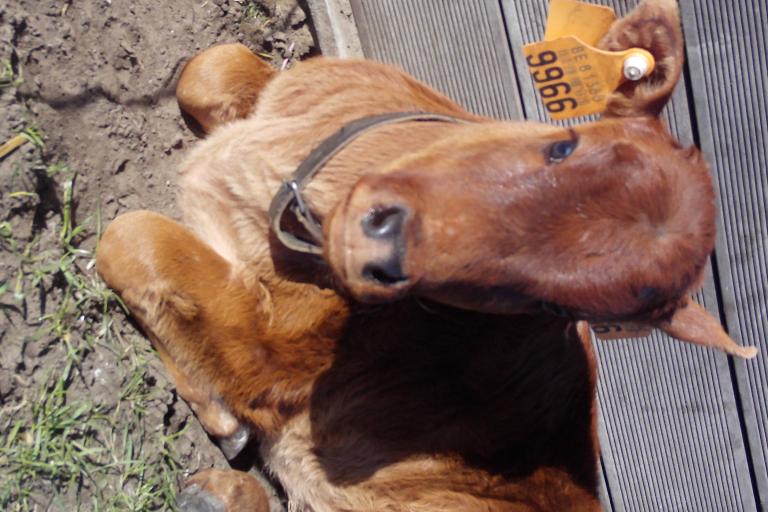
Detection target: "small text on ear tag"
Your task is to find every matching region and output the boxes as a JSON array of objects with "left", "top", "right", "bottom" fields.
[{"left": 591, "top": 322, "right": 653, "bottom": 340}]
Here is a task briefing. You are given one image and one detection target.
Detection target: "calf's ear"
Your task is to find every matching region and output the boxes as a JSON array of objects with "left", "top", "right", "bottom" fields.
[
  {"left": 656, "top": 300, "right": 759, "bottom": 359},
  {"left": 599, "top": 0, "right": 684, "bottom": 118}
]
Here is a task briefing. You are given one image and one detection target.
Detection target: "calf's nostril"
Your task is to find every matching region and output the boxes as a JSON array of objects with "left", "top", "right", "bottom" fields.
[
  {"left": 361, "top": 206, "right": 407, "bottom": 239},
  {"left": 362, "top": 257, "right": 407, "bottom": 286}
]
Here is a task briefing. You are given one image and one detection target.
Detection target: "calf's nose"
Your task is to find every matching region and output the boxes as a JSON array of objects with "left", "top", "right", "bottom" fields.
[
  {"left": 358, "top": 205, "right": 409, "bottom": 286},
  {"left": 362, "top": 256, "right": 406, "bottom": 285},
  {"left": 361, "top": 205, "right": 408, "bottom": 240},
  {"left": 326, "top": 181, "right": 418, "bottom": 301}
]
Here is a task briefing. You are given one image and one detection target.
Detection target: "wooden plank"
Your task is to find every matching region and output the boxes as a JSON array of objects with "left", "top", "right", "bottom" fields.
[
  {"left": 681, "top": 0, "right": 768, "bottom": 507},
  {"left": 305, "top": 0, "right": 364, "bottom": 57},
  {"left": 501, "top": 0, "right": 757, "bottom": 510},
  {"left": 349, "top": 0, "right": 523, "bottom": 120}
]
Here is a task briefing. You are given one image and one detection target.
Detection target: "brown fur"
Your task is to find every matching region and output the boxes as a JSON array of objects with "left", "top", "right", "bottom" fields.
[
  {"left": 96, "top": 2, "right": 752, "bottom": 510},
  {"left": 176, "top": 43, "right": 276, "bottom": 135}
]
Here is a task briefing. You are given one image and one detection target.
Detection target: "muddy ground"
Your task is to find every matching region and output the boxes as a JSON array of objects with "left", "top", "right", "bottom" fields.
[{"left": 0, "top": 1, "right": 314, "bottom": 509}]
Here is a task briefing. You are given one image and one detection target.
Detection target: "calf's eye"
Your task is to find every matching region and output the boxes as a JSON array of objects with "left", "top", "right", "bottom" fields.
[{"left": 547, "top": 139, "right": 578, "bottom": 163}]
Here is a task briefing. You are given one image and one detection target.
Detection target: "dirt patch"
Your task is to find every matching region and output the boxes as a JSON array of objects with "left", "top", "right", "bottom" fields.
[{"left": 1, "top": 0, "right": 314, "bottom": 509}]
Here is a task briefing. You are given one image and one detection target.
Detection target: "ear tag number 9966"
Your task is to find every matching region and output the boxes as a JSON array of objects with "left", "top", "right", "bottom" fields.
[
  {"left": 523, "top": 0, "right": 654, "bottom": 120},
  {"left": 523, "top": 36, "right": 654, "bottom": 120}
]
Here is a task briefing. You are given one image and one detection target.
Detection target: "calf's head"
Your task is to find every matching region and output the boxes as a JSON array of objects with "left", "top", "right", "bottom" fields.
[{"left": 323, "top": 0, "right": 757, "bottom": 358}]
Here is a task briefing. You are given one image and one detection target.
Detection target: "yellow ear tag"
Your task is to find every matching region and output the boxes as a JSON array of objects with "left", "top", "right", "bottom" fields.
[
  {"left": 591, "top": 322, "right": 654, "bottom": 340},
  {"left": 523, "top": 0, "right": 655, "bottom": 120},
  {"left": 543, "top": 0, "right": 616, "bottom": 44}
]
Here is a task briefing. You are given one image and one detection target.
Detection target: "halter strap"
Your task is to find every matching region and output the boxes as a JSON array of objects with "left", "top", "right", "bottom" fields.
[{"left": 267, "top": 111, "right": 470, "bottom": 255}]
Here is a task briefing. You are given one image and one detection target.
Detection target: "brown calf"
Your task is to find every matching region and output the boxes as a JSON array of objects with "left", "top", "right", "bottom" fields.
[{"left": 96, "top": 0, "right": 755, "bottom": 510}]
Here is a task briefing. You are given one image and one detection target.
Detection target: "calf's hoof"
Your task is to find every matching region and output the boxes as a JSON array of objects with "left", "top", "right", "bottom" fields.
[
  {"left": 191, "top": 395, "right": 251, "bottom": 460},
  {"left": 217, "top": 423, "right": 251, "bottom": 460},
  {"left": 178, "top": 469, "right": 270, "bottom": 512}
]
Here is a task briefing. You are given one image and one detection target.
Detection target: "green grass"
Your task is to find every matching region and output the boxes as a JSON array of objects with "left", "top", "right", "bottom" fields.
[
  {"left": 0, "top": 59, "right": 21, "bottom": 89},
  {"left": 236, "top": 0, "right": 271, "bottom": 25},
  {"left": 0, "top": 131, "right": 186, "bottom": 511}
]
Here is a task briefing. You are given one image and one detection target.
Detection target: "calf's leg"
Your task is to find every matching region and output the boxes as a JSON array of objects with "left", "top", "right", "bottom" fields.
[{"left": 96, "top": 210, "right": 257, "bottom": 458}]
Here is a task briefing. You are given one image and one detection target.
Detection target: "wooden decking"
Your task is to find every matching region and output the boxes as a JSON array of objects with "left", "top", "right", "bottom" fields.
[{"left": 308, "top": 1, "right": 768, "bottom": 509}]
